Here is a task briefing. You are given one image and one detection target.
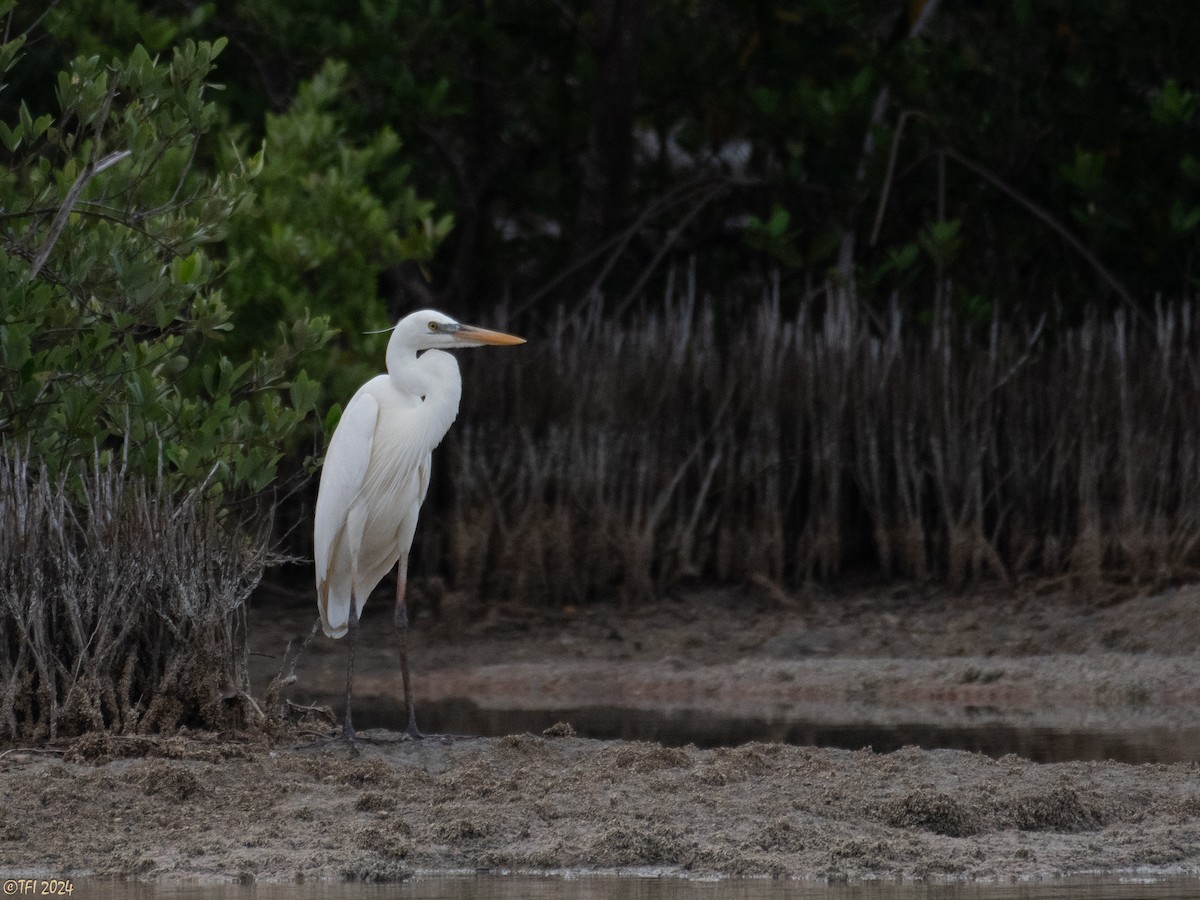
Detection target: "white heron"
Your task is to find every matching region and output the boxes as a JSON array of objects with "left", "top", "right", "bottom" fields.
[{"left": 314, "top": 309, "right": 525, "bottom": 742}]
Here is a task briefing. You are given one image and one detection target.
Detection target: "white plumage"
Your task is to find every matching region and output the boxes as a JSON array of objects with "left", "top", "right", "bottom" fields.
[{"left": 313, "top": 309, "right": 524, "bottom": 740}]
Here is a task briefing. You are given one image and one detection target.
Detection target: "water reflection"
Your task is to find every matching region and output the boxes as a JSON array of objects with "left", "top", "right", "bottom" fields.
[
  {"left": 78, "top": 874, "right": 1200, "bottom": 900},
  {"left": 333, "top": 697, "right": 1200, "bottom": 765}
]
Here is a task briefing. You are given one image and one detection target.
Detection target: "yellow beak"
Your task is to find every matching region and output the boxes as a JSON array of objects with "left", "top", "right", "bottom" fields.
[{"left": 455, "top": 324, "right": 526, "bottom": 346}]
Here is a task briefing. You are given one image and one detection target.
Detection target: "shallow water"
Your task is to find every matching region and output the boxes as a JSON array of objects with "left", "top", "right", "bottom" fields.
[
  {"left": 73, "top": 874, "right": 1200, "bottom": 900},
  {"left": 346, "top": 697, "right": 1200, "bottom": 765}
]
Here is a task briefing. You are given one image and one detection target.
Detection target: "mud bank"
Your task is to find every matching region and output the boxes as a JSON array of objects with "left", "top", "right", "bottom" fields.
[
  {"left": 2, "top": 731, "right": 1200, "bottom": 882},
  {"left": 2, "top": 582, "right": 1199, "bottom": 882}
]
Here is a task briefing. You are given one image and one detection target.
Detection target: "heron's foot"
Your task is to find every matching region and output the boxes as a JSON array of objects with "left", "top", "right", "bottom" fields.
[{"left": 403, "top": 720, "right": 424, "bottom": 741}]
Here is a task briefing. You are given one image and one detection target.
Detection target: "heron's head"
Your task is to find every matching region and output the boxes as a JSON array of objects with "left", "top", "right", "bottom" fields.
[{"left": 391, "top": 309, "right": 525, "bottom": 351}]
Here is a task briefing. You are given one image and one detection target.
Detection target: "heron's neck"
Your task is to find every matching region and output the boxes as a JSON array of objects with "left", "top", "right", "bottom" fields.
[{"left": 386, "top": 345, "right": 462, "bottom": 419}]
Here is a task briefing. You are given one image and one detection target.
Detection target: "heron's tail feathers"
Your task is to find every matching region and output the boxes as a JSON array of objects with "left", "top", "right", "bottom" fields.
[
  {"left": 318, "top": 579, "right": 352, "bottom": 639},
  {"left": 316, "top": 555, "right": 391, "bottom": 639}
]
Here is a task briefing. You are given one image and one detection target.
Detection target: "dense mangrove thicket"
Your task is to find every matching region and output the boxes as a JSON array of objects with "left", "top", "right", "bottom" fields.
[
  {"left": 0, "top": 37, "right": 348, "bottom": 740},
  {"left": 4, "top": 1, "right": 1200, "bottom": 739},
  {"left": 7, "top": 288, "right": 1199, "bottom": 740},
  {"left": 11, "top": 2, "right": 1199, "bottom": 321},
  {"left": 402, "top": 289, "right": 1200, "bottom": 604}
]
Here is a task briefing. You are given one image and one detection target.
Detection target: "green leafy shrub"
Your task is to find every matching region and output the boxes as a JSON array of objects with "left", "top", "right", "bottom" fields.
[
  {"left": 217, "top": 59, "right": 453, "bottom": 438},
  {"left": 0, "top": 36, "right": 332, "bottom": 497},
  {"left": 0, "top": 33, "right": 335, "bottom": 739}
]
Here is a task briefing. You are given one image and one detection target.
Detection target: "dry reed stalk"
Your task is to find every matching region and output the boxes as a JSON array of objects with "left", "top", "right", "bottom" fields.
[
  {"left": 421, "top": 281, "right": 1200, "bottom": 605},
  {"left": 0, "top": 449, "right": 273, "bottom": 740}
]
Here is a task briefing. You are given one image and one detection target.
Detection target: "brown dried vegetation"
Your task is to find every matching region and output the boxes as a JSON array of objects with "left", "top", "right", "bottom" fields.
[
  {"left": 9, "top": 288, "right": 1200, "bottom": 742},
  {"left": 439, "top": 292, "right": 1200, "bottom": 604},
  {"left": 0, "top": 452, "right": 273, "bottom": 740}
]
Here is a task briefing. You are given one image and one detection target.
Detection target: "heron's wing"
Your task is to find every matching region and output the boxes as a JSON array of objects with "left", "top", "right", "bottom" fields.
[
  {"left": 354, "top": 412, "right": 434, "bottom": 561},
  {"left": 416, "top": 452, "right": 433, "bottom": 508},
  {"left": 314, "top": 390, "right": 380, "bottom": 633}
]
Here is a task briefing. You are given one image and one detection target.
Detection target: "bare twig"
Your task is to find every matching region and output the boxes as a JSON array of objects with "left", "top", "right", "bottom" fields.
[
  {"left": 942, "top": 147, "right": 1139, "bottom": 315},
  {"left": 611, "top": 181, "right": 725, "bottom": 318},
  {"left": 838, "top": 0, "right": 946, "bottom": 279},
  {"left": 28, "top": 149, "right": 132, "bottom": 280},
  {"left": 869, "top": 110, "right": 914, "bottom": 247},
  {"left": 515, "top": 175, "right": 719, "bottom": 317}
]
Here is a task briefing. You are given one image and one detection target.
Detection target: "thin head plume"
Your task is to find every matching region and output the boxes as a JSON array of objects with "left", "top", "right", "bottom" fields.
[{"left": 363, "top": 325, "right": 394, "bottom": 335}]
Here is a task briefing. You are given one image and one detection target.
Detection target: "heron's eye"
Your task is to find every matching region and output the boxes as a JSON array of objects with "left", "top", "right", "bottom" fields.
[{"left": 428, "top": 321, "right": 439, "bottom": 332}]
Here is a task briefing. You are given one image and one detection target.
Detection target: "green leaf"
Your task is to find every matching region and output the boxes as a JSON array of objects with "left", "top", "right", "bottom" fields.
[
  {"left": 288, "top": 370, "right": 320, "bottom": 415},
  {"left": 1151, "top": 79, "right": 1197, "bottom": 125},
  {"left": 1060, "top": 150, "right": 1105, "bottom": 192},
  {"left": 0, "top": 121, "right": 21, "bottom": 151},
  {"left": 175, "top": 251, "right": 201, "bottom": 284},
  {"left": 324, "top": 402, "right": 344, "bottom": 435},
  {"left": 0, "top": 34, "right": 24, "bottom": 76},
  {"left": 766, "top": 206, "right": 790, "bottom": 238},
  {"left": 891, "top": 242, "right": 920, "bottom": 272},
  {"left": 30, "top": 113, "right": 51, "bottom": 140},
  {"left": 1169, "top": 200, "right": 1200, "bottom": 235},
  {"left": 919, "top": 219, "right": 963, "bottom": 268}
]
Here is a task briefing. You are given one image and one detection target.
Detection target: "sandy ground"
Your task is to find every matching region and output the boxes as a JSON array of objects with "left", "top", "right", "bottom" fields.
[{"left": 2, "top": 580, "right": 1200, "bottom": 883}]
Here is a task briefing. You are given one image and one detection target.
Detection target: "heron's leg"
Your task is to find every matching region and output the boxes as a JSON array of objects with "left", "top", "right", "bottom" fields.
[
  {"left": 394, "top": 554, "right": 423, "bottom": 739},
  {"left": 341, "top": 592, "right": 360, "bottom": 749}
]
